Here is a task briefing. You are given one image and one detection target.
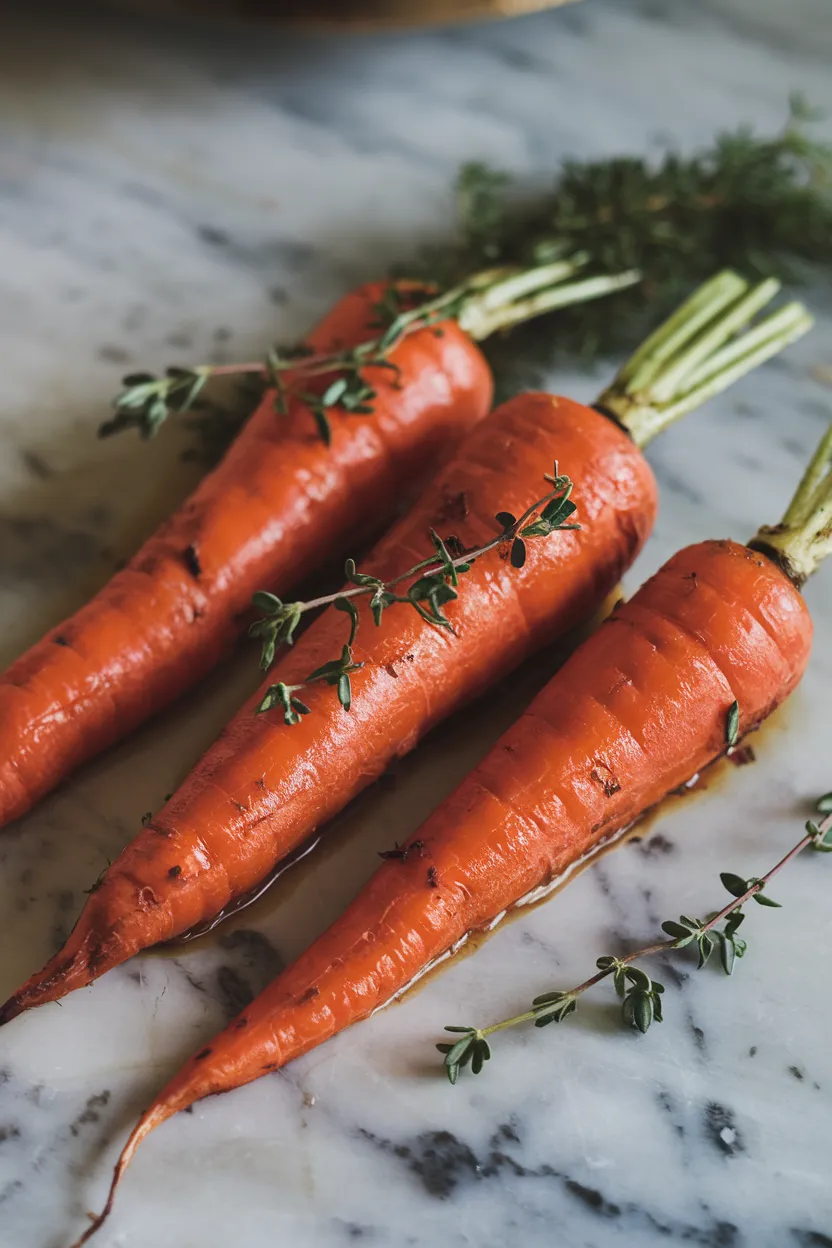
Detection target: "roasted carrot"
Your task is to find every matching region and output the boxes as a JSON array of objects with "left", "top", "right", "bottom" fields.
[
  {"left": 0, "top": 256, "right": 634, "bottom": 829},
  {"left": 1, "top": 273, "right": 810, "bottom": 1028},
  {"left": 69, "top": 411, "right": 831, "bottom": 1248}
]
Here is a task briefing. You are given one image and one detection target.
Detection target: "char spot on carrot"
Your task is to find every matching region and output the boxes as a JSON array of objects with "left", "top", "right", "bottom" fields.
[
  {"left": 232, "top": 799, "right": 248, "bottom": 813},
  {"left": 233, "top": 1017, "right": 249, "bottom": 1030},
  {"left": 262, "top": 1062, "right": 279, "bottom": 1072},
  {"left": 195, "top": 1048, "right": 212, "bottom": 1061},
  {"left": 379, "top": 839, "right": 424, "bottom": 863},
  {"left": 168, "top": 865, "right": 182, "bottom": 879},
  {"left": 255, "top": 775, "right": 266, "bottom": 789},
  {"left": 590, "top": 762, "right": 621, "bottom": 799},
  {"left": 427, "top": 867, "right": 439, "bottom": 889},
  {"left": 444, "top": 534, "right": 472, "bottom": 560},
  {"left": 299, "top": 986, "right": 320, "bottom": 1004},
  {"left": 53, "top": 634, "right": 70, "bottom": 647},
  {"left": 385, "top": 663, "right": 399, "bottom": 678},
  {"left": 87, "top": 944, "right": 111, "bottom": 975},
  {"left": 437, "top": 489, "right": 469, "bottom": 523},
  {"left": 183, "top": 545, "right": 202, "bottom": 578}
]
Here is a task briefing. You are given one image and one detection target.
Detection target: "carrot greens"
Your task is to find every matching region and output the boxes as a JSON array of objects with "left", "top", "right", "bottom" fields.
[
  {"left": 250, "top": 269, "right": 811, "bottom": 723},
  {"left": 101, "top": 258, "right": 637, "bottom": 445},
  {"left": 102, "top": 99, "right": 830, "bottom": 454}
]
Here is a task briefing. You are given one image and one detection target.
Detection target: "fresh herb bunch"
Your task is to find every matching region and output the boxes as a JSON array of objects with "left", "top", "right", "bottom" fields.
[
  {"left": 418, "top": 95, "right": 832, "bottom": 399},
  {"left": 100, "top": 98, "right": 828, "bottom": 454},
  {"left": 251, "top": 469, "right": 578, "bottom": 724},
  {"left": 438, "top": 791, "right": 832, "bottom": 1084}
]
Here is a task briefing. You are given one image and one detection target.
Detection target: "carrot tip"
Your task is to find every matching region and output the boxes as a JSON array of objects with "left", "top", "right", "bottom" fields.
[
  {"left": 66, "top": 1103, "right": 170, "bottom": 1246},
  {"left": 0, "top": 995, "right": 22, "bottom": 1027}
]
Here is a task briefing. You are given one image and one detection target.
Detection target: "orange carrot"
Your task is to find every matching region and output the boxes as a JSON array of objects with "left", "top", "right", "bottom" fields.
[
  {"left": 0, "top": 283, "right": 493, "bottom": 827},
  {"left": 0, "top": 256, "right": 644, "bottom": 830},
  {"left": 1, "top": 272, "right": 809, "bottom": 1027},
  {"left": 70, "top": 413, "right": 830, "bottom": 1247},
  {"left": 0, "top": 253, "right": 633, "bottom": 828}
]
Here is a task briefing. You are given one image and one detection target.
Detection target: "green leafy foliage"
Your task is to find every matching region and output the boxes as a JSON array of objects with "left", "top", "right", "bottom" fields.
[
  {"left": 439, "top": 790, "right": 832, "bottom": 1082},
  {"left": 726, "top": 700, "right": 740, "bottom": 747},
  {"left": 101, "top": 367, "right": 212, "bottom": 440},
  {"left": 106, "top": 100, "right": 832, "bottom": 451},
  {"left": 436, "top": 1027, "right": 492, "bottom": 1085},
  {"left": 418, "top": 96, "right": 832, "bottom": 401},
  {"left": 530, "top": 990, "right": 577, "bottom": 1027},
  {"left": 255, "top": 681, "right": 311, "bottom": 727},
  {"left": 250, "top": 469, "right": 578, "bottom": 720}
]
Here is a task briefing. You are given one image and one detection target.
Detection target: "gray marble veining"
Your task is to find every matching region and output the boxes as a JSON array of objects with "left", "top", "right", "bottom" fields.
[{"left": 1, "top": 1, "right": 832, "bottom": 1245}]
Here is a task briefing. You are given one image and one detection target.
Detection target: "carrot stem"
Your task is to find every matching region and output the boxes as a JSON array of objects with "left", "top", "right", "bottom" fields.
[
  {"left": 457, "top": 264, "right": 641, "bottom": 340},
  {"left": 594, "top": 270, "right": 814, "bottom": 447},
  {"left": 751, "top": 420, "right": 832, "bottom": 585}
]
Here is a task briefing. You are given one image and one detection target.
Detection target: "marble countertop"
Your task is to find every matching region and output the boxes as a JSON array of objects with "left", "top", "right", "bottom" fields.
[{"left": 2, "top": 2, "right": 832, "bottom": 1245}]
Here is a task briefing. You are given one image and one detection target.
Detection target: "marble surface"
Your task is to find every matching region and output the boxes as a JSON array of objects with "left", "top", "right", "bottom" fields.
[{"left": 2, "top": 1, "right": 832, "bottom": 1245}]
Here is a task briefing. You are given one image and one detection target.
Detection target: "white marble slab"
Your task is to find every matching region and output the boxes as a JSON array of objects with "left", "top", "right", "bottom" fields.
[{"left": 1, "top": 2, "right": 832, "bottom": 1245}]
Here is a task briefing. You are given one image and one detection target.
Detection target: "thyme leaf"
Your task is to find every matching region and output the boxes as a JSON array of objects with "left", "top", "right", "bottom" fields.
[
  {"left": 417, "top": 95, "right": 832, "bottom": 401},
  {"left": 253, "top": 468, "right": 578, "bottom": 719},
  {"left": 439, "top": 795, "right": 832, "bottom": 1084},
  {"left": 104, "top": 99, "right": 831, "bottom": 450}
]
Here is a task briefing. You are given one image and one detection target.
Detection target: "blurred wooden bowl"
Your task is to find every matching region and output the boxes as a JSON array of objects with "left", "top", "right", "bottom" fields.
[{"left": 106, "top": 0, "right": 580, "bottom": 31}]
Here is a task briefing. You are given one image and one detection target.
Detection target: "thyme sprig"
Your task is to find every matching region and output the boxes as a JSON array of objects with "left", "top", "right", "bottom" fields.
[
  {"left": 422, "top": 95, "right": 832, "bottom": 400},
  {"left": 100, "top": 100, "right": 830, "bottom": 451},
  {"left": 102, "top": 259, "right": 637, "bottom": 445},
  {"left": 252, "top": 469, "right": 578, "bottom": 724},
  {"left": 438, "top": 795, "right": 832, "bottom": 1084}
]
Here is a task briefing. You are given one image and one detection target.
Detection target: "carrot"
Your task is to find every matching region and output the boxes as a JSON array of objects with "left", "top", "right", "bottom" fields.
[
  {"left": 0, "top": 257, "right": 634, "bottom": 830},
  {"left": 1, "top": 272, "right": 809, "bottom": 1029},
  {"left": 0, "top": 285, "right": 467, "bottom": 824},
  {"left": 68, "top": 410, "right": 831, "bottom": 1248}
]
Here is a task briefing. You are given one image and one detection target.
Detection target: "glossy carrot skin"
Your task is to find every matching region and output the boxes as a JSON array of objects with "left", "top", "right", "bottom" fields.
[
  {"left": 0, "top": 285, "right": 492, "bottom": 827},
  {"left": 3, "top": 394, "right": 657, "bottom": 1021},
  {"left": 122, "top": 538, "right": 812, "bottom": 1134}
]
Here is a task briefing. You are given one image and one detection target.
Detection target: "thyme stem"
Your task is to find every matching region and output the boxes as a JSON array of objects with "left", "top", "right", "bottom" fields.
[
  {"left": 438, "top": 803, "right": 832, "bottom": 1083},
  {"left": 104, "top": 257, "right": 639, "bottom": 442},
  {"left": 252, "top": 470, "right": 579, "bottom": 723},
  {"left": 287, "top": 485, "right": 565, "bottom": 614}
]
